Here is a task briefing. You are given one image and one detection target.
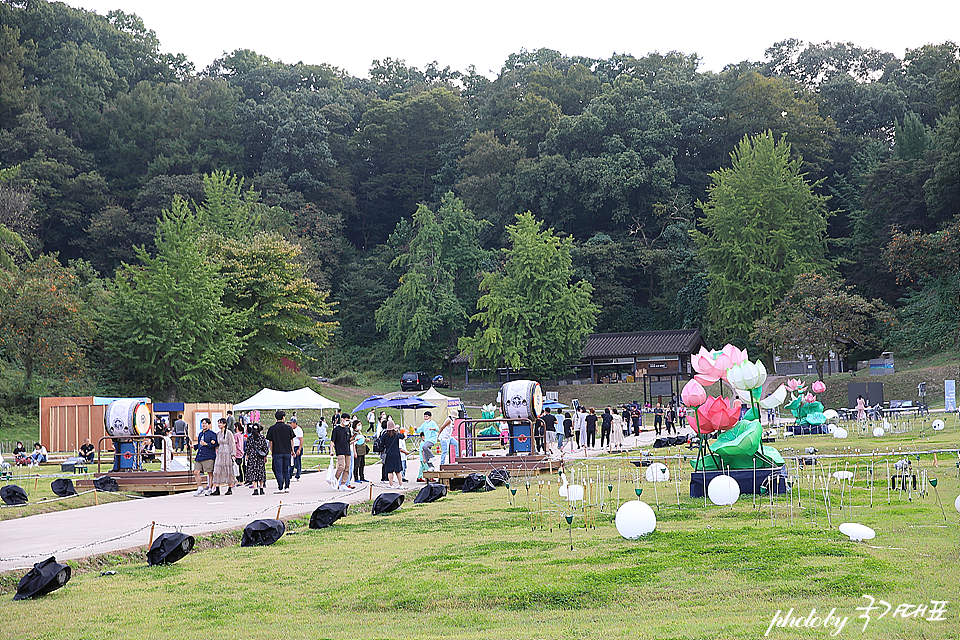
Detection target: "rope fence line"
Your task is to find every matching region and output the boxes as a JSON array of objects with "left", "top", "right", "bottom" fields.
[
  {"left": 0, "top": 488, "right": 145, "bottom": 509},
  {"left": 1, "top": 486, "right": 399, "bottom": 563}
]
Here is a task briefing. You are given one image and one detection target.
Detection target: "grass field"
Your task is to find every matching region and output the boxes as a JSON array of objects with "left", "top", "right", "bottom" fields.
[{"left": 2, "top": 422, "right": 958, "bottom": 640}]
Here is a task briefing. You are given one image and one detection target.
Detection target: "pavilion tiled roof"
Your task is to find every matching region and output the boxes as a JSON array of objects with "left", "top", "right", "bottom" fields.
[
  {"left": 452, "top": 329, "right": 704, "bottom": 364},
  {"left": 581, "top": 329, "right": 704, "bottom": 359}
]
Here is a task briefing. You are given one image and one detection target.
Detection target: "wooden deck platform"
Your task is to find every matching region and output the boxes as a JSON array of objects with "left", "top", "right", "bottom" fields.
[
  {"left": 76, "top": 470, "right": 198, "bottom": 495},
  {"left": 432, "top": 455, "right": 559, "bottom": 486}
]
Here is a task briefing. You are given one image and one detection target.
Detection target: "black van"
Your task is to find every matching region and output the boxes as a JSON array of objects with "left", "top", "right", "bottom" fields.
[{"left": 400, "top": 371, "right": 431, "bottom": 391}]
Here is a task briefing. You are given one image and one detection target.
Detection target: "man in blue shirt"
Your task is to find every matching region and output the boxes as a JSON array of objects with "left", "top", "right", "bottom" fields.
[
  {"left": 416, "top": 411, "right": 439, "bottom": 482},
  {"left": 193, "top": 418, "right": 218, "bottom": 496}
]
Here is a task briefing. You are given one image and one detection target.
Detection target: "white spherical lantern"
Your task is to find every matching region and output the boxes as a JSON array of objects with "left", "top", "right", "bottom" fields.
[
  {"left": 873, "top": 427, "right": 885, "bottom": 437},
  {"left": 823, "top": 409, "right": 839, "bottom": 421},
  {"left": 644, "top": 463, "right": 670, "bottom": 483},
  {"left": 839, "top": 522, "right": 876, "bottom": 542},
  {"left": 827, "top": 423, "right": 837, "bottom": 434},
  {"left": 707, "top": 475, "right": 740, "bottom": 506},
  {"left": 615, "top": 500, "right": 657, "bottom": 539},
  {"left": 832, "top": 471, "right": 854, "bottom": 481},
  {"left": 932, "top": 419, "right": 945, "bottom": 431},
  {"left": 954, "top": 494, "right": 960, "bottom": 514},
  {"left": 566, "top": 484, "right": 584, "bottom": 501},
  {"left": 833, "top": 427, "right": 848, "bottom": 439}
]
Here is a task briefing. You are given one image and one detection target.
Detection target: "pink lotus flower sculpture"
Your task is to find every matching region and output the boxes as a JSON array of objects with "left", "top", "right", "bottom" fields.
[
  {"left": 812, "top": 380, "right": 826, "bottom": 394},
  {"left": 681, "top": 379, "right": 708, "bottom": 408},
  {"left": 803, "top": 392, "right": 817, "bottom": 404},
  {"left": 785, "top": 379, "right": 803, "bottom": 392},
  {"left": 691, "top": 344, "right": 748, "bottom": 386},
  {"left": 686, "top": 396, "right": 742, "bottom": 434}
]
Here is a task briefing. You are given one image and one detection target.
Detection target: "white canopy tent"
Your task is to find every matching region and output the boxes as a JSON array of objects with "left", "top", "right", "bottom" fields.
[
  {"left": 402, "top": 387, "right": 461, "bottom": 427},
  {"left": 233, "top": 387, "right": 340, "bottom": 411}
]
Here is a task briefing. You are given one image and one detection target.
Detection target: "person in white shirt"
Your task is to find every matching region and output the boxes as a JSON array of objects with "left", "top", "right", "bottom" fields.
[
  {"left": 290, "top": 417, "right": 304, "bottom": 481},
  {"left": 367, "top": 409, "right": 376, "bottom": 433},
  {"left": 438, "top": 415, "right": 460, "bottom": 466},
  {"left": 30, "top": 443, "right": 48, "bottom": 466}
]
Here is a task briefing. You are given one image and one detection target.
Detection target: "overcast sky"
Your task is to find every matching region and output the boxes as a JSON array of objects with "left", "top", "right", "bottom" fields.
[{"left": 66, "top": 0, "right": 959, "bottom": 78}]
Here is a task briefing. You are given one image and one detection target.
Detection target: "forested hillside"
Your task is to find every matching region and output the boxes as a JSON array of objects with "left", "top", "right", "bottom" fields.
[{"left": 0, "top": 1, "right": 958, "bottom": 413}]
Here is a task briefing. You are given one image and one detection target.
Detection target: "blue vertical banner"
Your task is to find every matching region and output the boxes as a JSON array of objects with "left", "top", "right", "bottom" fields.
[{"left": 945, "top": 380, "right": 956, "bottom": 412}]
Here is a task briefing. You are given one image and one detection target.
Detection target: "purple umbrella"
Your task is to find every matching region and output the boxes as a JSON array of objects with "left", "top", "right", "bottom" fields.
[
  {"left": 377, "top": 396, "right": 436, "bottom": 410},
  {"left": 352, "top": 395, "right": 385, "bottom": 414}
]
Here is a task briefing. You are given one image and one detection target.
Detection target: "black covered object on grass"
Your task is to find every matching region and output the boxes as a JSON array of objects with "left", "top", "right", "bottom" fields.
[
  {"left": 147, "top": 532, "right": 195, "bottom": 565},
  {"left": 241, "top": 519, "right": 285, "bottom": 546},
  {"left": 93, "top": 476, "right": 119, "bottom": 492},
  {"left": 372, "top": 492, "right": 404, "bottom": 515},
  {"left": 1, "top": 484, "right": 28, "bottom": 505},
  {"left": 51, "top": 478, "right": 77, "bottom": 497},
  {"left": 309, "top": 502, "right": 349, "bottom": 529},
  {"left": 413, "top": 483, "right": 447, "bottom": 504},
  {"left": 461, "top": 473, "right": 495, "bottom": 493},
  {"left": 488, "top": 468, "right": 510, "bottom": 486},
  {"left": 13, "top": 557, "right": 71, "bottom": 601}
]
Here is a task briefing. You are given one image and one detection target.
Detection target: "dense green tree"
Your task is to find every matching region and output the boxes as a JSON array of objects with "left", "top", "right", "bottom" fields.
[
  {"left": 100, "top": 199, "right": 247, "bottom": 400},
  {"left": 719, "top": 70, "right": 838, "bottom": 177},
  {"left": 459, "top": 212, "right": 597, "bottom": 379},
  {"left": 0, "top": 254, "right": 88, "bottom": 381},
  {"left": 455, "top": 131, "right": 523, "bottom": 244},
  {"left": 353, "top": 87, "right": 465, "bottom": 245},
  {"left": 752, "top": 273, "right": 892, "bottom": 378},
  {"left": 375, "top": 194, "right": 486, "bottom": 369},
  {"left": 884, "top": 211, "right": 960, "bottom": 352},
  {"left": 0, "top": 25, "right": 37, "bottom": 129},
  {"left": 694, "top": 132, "right": 830, "bottom": 341},
  {"left": 503, "top": 77, "right": 679, "bottom": 236},
  {"left": 215, "top": 233, "right": 336, "bottom": 371}
]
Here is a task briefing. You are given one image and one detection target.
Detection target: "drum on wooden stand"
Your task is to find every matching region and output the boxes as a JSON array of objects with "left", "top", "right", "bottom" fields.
[
  {"left": 104, "top": 399, "right": 152, "bottom": 437},
  {"left": 500, "top": 380, "right": 544, "bottom": 421}
]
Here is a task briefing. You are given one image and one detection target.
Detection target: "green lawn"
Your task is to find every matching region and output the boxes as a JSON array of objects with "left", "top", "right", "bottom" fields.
[{"left": 2, "top": 427, "right": 958, "bottom": 640}]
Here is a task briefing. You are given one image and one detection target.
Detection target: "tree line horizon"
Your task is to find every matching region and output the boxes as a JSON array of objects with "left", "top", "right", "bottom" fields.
[{"left": 0, "top": 1, "right": 957, "bottom": 408}]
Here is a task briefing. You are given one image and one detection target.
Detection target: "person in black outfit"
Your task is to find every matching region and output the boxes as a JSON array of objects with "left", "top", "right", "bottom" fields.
[
  {"left": 562, "top": 412, "right": 573, "bottom": 452},
  {"left": 79, "top": 438, "right": 95, "bottom": 463},
  {"left": 534, "top": 416, "right": 546, "bottom": 454},
  {"left": 331, "top": 418, "right": 353, "bottom": 490},
  {"left": 379, "top": 422, "right": 404, "bottom": 488},
  {"left": 653, "top": 403, "right": 664, "bottom": 436},
  {"left": 620, "top": 407, "right": 630, "bottom": 436},
  {"left": 265, "top": 410, "right": 295, "bottom": 493},
  {"left": 542, "top": 408, "right": 557, "bottom": 454},
  {"left": 631, "top": 407, "right": 641, "bottom": 436},
  {"left": 600, "top": 407, "right": 613, "bottom": 447},
  {"left": 585, "top": 409, "right": 598, "bottom": 448},
  {"left": 665, "top": 405, "right": 677, "bottom": 435}
]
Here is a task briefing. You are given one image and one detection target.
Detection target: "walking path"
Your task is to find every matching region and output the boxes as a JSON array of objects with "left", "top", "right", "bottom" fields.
[{"left": 0, "top": 427, "right": 693, "bottom": 572}]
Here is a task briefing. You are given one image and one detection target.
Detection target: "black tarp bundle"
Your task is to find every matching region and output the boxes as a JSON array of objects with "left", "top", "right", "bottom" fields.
[
  {"left": 461, "top": 473, "right": 495, "bottom": 493},
  {"left": 240, "top": 519, "right": 285, "bottom": 547},
  {"left": 653, "top": 436, "right": 689, "bottom": 448},
  {"left": 488, "top": 469, "right": 510, "bottom": 486},
  {"left": 1, "top": 485, "right": 28, "bottom": 505},
  {"left": 13, "top": 557, "right": 71, "bottom": 600},
  {"left": 413, "top": 483, "right": 447, "bottom": 504},
  {"left": 50, "top": 478, "right": 77, "bottom": 497},
  {"left": 147, "top": 532, "right": 195, "bottom": 566},
  {"left": 93, "top": 476, "right": 119, "bottom": 492},
  {"left": 309, "top": 502, "right": 349, "bottom": 529},
  {"left": 371, "top": 492, "right": 404, "bottom": 515}
]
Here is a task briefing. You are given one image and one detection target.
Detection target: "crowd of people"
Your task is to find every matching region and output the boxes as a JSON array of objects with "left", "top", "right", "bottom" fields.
[{"left": 530, "top": 402, "right": 684, "bottom": 455}]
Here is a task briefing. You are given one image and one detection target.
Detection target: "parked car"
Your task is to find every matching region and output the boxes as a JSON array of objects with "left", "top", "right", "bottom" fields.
[
  {"left": 400, "top": 371, "right": 431, "bottom": 391},
  {"left": 432, "top": 374, "right": 449, "bottom": 388}
]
